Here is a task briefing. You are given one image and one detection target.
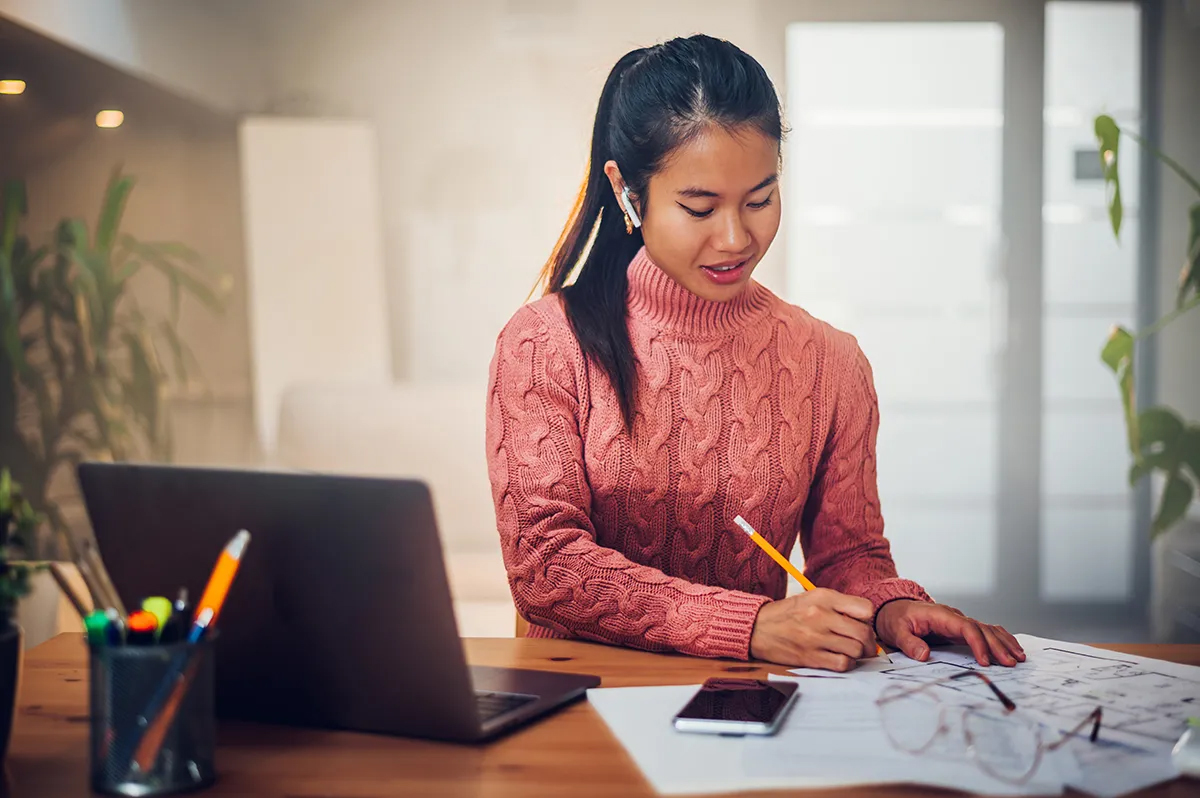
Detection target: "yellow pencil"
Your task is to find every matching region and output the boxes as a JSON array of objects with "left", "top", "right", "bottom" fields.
[{"left": 733, "top": 515, "right": 888, "bottom": 660}]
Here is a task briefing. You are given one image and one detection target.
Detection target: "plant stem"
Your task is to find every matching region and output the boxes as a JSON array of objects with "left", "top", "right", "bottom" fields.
[
  {"left": 1124, "top": 128, "right": 1200, "bottom": 197},
  {"left": 1136, "top": 292, "right": 1200, "bottom": 341}
]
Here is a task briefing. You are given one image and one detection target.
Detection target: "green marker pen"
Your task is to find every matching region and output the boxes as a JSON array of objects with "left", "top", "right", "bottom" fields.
[{"left": 83, "top": 610, "right": 109, "bottom": 647}]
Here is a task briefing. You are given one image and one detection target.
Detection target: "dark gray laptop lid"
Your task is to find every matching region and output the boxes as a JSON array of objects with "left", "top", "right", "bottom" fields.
[{"left": 77, "top": 462, "right": 483, "bottom": 740}]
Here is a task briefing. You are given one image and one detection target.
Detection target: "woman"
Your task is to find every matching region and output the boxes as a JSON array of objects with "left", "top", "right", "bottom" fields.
[{"left": 486, "top": 35, "right": 1024, "bottom": 670}]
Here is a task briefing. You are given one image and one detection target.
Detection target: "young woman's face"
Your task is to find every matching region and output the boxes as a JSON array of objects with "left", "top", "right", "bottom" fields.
[{"left": 612, "top": 125, "right": 781, "bottom": 303}]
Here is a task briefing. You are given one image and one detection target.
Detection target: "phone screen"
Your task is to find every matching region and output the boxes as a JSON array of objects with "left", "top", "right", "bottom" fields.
[{"left": 674, "top": 678, "right": 799, "bottom": 723}]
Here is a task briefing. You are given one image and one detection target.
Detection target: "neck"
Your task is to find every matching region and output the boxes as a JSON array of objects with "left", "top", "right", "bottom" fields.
[{"left": 625, "top": 247, "right": 771, "bottom": 337}]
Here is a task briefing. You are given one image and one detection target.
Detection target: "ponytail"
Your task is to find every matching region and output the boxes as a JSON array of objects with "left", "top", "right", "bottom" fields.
[{"left": 537, "top": 48, "right": 647, "bottom": 430}]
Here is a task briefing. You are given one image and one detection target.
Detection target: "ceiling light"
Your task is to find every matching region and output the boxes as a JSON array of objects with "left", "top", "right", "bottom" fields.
[
  {"left": 0, "top": 80, "right": 26, "bottom": 95},
  {"left": 96, "top": 109, "right": 124, "bottom": 128}
]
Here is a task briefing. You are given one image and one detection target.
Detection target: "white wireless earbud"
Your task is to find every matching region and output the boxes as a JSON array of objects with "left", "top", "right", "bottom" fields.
[{"left": 620, "top": 185, "right": 642, "bottom": 229}]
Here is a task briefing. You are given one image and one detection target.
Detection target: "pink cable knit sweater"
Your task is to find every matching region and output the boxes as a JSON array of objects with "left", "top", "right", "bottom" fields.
[{"left": 486, "top": 248, "right": 931, "bottom": 660}]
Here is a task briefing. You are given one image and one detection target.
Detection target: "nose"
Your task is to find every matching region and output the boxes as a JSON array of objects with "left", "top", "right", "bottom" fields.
[{"left": 715, "top": 209, "right": 752, "bottom": 254}]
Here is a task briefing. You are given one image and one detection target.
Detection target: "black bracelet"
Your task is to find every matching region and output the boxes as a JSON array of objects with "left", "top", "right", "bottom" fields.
[{"left": 872, "top": 597, "right": 912, "bottom": 639}]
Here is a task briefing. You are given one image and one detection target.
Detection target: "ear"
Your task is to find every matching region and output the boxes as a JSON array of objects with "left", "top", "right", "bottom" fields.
[{"left": 603, "top": 160, "right": 636, "bottom": 208}]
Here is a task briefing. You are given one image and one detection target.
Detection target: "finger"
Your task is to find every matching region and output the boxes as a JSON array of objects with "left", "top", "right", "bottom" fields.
[
  {"left": 992, "top": 625, "right": 1026, "bottom": 661},
  {"left": 980, "top": 625, "right": 1017, "bottom": 667},
  {"left": 989, "top": 624, "right": 1026, "bottom": 663},
  {"left": 816, "top": 651, "right": 855, "bottom": 673},
  {"left": 821, "top": 626, "right": 871, "bottom": 661},
  {"left": 935, "top": 615, "right": 990, "bottom": 666},
  {"left": 829, "top": 613, "right": 877, "bottom": 659},
  {"left": 827, "top": 592, "right": 873, "bottom": 621},
  {"left": 890, "top": 626, "right": 929, "bottom": 662}
]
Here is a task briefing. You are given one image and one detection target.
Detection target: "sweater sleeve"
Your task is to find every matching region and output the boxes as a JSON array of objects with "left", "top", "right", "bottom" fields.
[
  {"left": 486, "top": 303, "right": 770, "bottom": 660},
  {"left": 799, "top": 334, "right": 933, "bottom": 614}
]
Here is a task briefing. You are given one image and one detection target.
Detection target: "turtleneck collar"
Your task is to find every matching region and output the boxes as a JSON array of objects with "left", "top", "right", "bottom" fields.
[{"left": 625, "top": 247, "right": 772, "bottom": 338}]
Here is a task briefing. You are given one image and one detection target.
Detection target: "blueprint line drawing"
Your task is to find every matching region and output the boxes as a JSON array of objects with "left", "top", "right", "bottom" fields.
[{"left": 879, "top": 641, "right": 1199, "bottom": 747}]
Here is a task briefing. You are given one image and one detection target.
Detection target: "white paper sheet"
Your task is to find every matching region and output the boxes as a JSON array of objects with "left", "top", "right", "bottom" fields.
[
  {"left": 586, "top": 683, "right": 905, "bottom": 795},
  {"left": 748, "top": 676, "right": 1069, "bottom": 795},
  {"left": 586, "top": 635, "right": 1197, "bottom": 797}
]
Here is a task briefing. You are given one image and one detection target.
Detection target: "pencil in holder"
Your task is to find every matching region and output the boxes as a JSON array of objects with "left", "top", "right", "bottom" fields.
[{"left": 89, "top": 636, "right": 217, "bottom": 796}]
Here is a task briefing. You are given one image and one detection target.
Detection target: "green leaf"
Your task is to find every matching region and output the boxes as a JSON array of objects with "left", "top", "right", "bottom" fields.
[
  {"left": 1139, "top": 406, "right": 1185, "bottom": 446},
  {"left": 12, "top": 242, "right": 48, "bottom": 292},
  {"left": 157, "top": 320, "right": 190, "bottom": 383},
  {"left": 113, "top": 257, "right": 141, "bottom": 284},
  {"left": 123, "top": 332, "right": 160, "bottom": 434},
  {"left": 167, "top": 270, "right": 181, "bottom": 324},
  {"left": 1130, "top": 448, "right": 1177, "bottom": 486},
  {"left": 1152, "top": 470, "right": 1195, "bottom": 538},
  {"left": 1179, "top": 203, "right": 1200, "bottom": 308},
  {"left": 55, "top": 218, "right": 89, "bottom": 252},
  {"left": 1095, "top": 115, "right": 1123, "bottom": 238},
  {"left": 131, "top": 239, "right": 218, "bottom": 275},
  {"left": 1101, "top": 326, "right": 1138, "bottom": 456},
  {"left": 1, "top": 180, "right": 27, "bottom": 256},
  {"left": 95, "top": 169, "right": 133, "bottom": 253},
  {"left": 132, "top": 242, "right": 225, "bottom": 313}
]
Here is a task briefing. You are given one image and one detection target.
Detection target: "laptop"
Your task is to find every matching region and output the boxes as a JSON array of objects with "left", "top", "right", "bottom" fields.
[{"left": 76, "top": 462, "right": 600, "bottom": 743}]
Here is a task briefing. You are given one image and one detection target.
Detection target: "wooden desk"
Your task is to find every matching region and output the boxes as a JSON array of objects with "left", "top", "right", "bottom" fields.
[{"left": 8, "top": 635, "right": 1200, "bottom": 797}]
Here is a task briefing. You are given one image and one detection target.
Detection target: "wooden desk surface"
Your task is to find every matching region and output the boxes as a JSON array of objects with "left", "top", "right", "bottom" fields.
[{"left": 9, "top": 635, "right": 1200, "bottom": 797}]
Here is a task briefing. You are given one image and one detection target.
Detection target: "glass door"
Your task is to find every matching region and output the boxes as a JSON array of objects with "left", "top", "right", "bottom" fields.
[
  {"left": 768, "top": 0, "right": 1148, "bottom": 635},
  {"left": 763, "top": 0, "right": 1047, "bottom": 624}
]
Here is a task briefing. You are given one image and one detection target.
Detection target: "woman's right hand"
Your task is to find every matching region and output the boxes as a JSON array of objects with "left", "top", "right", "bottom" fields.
[{"left": 749, "top": 589, "right": 877, "bottom": 670}]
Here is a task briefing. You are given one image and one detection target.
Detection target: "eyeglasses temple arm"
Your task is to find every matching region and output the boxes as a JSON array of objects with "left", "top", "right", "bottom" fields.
[
  {"left": 1046, "top": 707, "right": 1104, "bottom": 751},
  {"left": 952, "top": 670, "right": 1016, "bottom": 711}
]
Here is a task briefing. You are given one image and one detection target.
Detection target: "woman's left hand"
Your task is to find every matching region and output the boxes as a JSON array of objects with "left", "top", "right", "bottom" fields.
[{"left": 874, "top": 599, "right": 1026, "bottom": 667}]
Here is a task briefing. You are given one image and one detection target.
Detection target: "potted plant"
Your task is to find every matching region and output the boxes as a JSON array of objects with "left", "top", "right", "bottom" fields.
[
  {"left": 1095, "top": 114, "right": 1200, "bottom": 641},
  {"left": 0, "top": 169, "right": 227, "bottom": 559},
  {"left": 0, "top": 469, "right": 40, "bottom": 761}
]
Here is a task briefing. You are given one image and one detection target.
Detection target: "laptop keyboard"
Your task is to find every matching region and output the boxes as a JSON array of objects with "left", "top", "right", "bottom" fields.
[{"left": 475, "top": 690, "right": 538, "bottom": 721}]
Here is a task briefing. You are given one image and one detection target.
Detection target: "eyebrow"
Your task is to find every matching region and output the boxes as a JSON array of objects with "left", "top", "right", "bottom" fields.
[{"left": 677, "top": 174, "right": 778, "bottom": 199}]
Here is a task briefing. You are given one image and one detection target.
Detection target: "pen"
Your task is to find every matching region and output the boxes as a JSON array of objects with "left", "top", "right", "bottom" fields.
[
  {"left": 73, "top": 553, "right": 108, "bottom": 611},
  {"left": 84, "top": 610, "right": 109, "bottom": 647},
  {"left": 126, "top": 610, "right": 158, "bottom": 645},
  {"left": 110, "top": 608, "right": 214, "bottom": 778},
  {"left": 733, "top": 515, "right": 889, "bottom": 661},
  {"left": 104, "top": 608, "right": 126, "bottom": 646},
  {"left": 129, "top": 609, "right": 213, "bottom": 776},
  {"left": 48, "top": 563, "right": 91, "bottom": 619},
  {"left": 192, "top": 529, "right": 250, "bottom": 628},
  {"left": 82, "top": 538, "right": 127, "bottom": 618},
  {"left": 127, "top": 530, "right": 251, "bottom": 775},
  {"left": 157, "top": 588, "right": 189, "bottom": 644},
  {"left": 141, "top": 597, "right": 173, "bottom": 642}
]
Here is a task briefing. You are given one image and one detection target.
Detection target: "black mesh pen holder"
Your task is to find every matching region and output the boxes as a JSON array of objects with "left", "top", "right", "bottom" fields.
[{"left": 89, "top": 636, "right": 217, "bottom": 796}]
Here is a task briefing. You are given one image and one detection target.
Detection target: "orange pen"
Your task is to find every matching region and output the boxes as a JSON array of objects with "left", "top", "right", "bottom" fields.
[
  {"left": 129, "top": 530, "right": 250, "bottom": 776},
  {"left": 193, "top": 528, "right": 251, "bottom": 628},
  {"left": 733, "top": 515, "right": 889, "bottom": 661}
]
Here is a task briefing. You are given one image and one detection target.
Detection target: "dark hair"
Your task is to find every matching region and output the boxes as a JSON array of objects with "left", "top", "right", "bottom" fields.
[{"left": 537, "top": 35, "right": 783, "bottom": 429}]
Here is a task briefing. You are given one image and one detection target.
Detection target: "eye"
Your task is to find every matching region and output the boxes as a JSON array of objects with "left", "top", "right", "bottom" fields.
[
  {"left": 677, "top": 203, "right": 714, "bottom": 219},
  {"left": 748, "top": 192, "right": 775, "bottom": 210}
]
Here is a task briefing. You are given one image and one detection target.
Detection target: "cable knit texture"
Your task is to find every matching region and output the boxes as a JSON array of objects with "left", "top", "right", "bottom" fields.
[{"left": 486, "top": 248, "right": 931, "bottom": 661}]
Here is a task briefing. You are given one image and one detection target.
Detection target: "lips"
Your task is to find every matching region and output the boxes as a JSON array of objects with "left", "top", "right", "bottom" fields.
[{"left": 700, "top": 258, "right": 750, "bottom": 285}]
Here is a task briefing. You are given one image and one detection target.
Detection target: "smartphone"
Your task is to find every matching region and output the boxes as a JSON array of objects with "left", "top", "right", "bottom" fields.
[{"left": 672, "top": 677, "right": 800, "bottom": 736}]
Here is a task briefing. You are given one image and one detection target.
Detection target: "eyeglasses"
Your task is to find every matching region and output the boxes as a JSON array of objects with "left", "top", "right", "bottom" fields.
[{"left": 875, "top": 669, "right": 1103, "bottom": 785}]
